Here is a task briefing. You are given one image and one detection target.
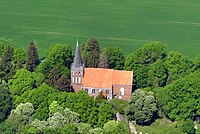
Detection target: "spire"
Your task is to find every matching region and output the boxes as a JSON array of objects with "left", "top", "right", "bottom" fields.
[{"left": 73, "top": 39, "right": 82, "bottom": 67}]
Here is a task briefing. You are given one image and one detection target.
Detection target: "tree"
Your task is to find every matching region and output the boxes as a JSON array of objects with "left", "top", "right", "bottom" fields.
[
  {"left": 98, "top": 49, "right": 109, "bottom": 68},
  {"left": 155, "top": 70, "right": 200, "bottom": 121},
  {"left": 147, "top": 60, "right": 168, "bottom": 87},
  {"left": 179, "top": 120, "right": 195, "bottom": 134},
  {"left": 0, "top": 82, "right": 12, "bottom": 123},
  {"left": 125, "top": 42, "right": 166, "bottom": 88},
  {"left": 48, "top": 67, "right": 60, "bottom": 88},
  {"left": 107, "top": 47, "right": 125, "bottom": 70},
  {"left": 81, "top": 38, "right": 100, "bottom": 68},
  {"left": 128, "top": 89, "right": 157, "bottom": 125},
  {"left": 13, "top": 48, "right": 26, "bottom": 69},
  {"left": 97, "top": 101, "right": 113, "bottom": 127},
  {"left": 0, "top": 45, "right": 14, "bottom": 81},
  {"left": 56, "top": 75, "right": 70, "bottom": 92},
  {"left": 36, "top": 44, "right": 73, "bottom": 81},
  {"left": 26, "top": 42, "right": 40, "bottom": 72},
  {"left": 164, "top": 51, "right": 195, "bottom": 83},
  {"left": 103, "top": 120, "right": 130, "bottom": 134}
]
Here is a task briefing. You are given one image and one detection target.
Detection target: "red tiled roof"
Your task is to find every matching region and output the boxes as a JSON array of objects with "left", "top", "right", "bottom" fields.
[{"left": 82, "top": 68, "right": 133, "bottom": 89}]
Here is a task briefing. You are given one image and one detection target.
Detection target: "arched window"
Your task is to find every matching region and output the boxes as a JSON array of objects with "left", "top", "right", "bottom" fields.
[
  {"left": 92, "top": 89, "right": 95, "bottom": 93},
  {"left": 120, "top": 87, "right": 125, "bottom": 96},
  {"left": 106, "top": 90, "right": 109, "bottom": 94},
  {"left": 85, "top": 88, "right": 88, "bottom": 93}
]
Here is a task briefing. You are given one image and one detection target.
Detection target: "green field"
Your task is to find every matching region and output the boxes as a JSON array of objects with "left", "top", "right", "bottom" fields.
[{"left": 0, "top": 0, "right": 200, "bottom": 57}]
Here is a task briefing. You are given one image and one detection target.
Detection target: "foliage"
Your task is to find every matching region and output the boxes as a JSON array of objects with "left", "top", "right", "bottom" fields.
[
  {"left": 81, "top": 38, "right": 100, "bottom": 68},
  {"left": 97, "top": 101, "right": 114, "bottom": 127},
  {"left": 128, "top": 89, "right": 157, "bottom": 125},
  {"left": 164, "top": 51, "right": 195, "bottom": 83},
  {"left": 125, "top": 42, "right": 166, "bottom": 88},
  {"left": 179, "top": 119, "right": 195, "bottom": 134},
  {"left": 98, "top": 49, "right": 109, "bottom": 68},
  {"left": 56, "top": 75, "right": 71, "bottom": 91},
  {"left": 26, "top": 42, "right": 40, "bottom": 72},
  {"left": 107, "top": 47, "right": 125, "bottom": 70},
  {"left": 155, "top": 71, "right": 200, "bottom": 121},
  {"left": 0, "top": 83, "right": 12, "bottom": 123},
  {"left": 13, "top": 48, "right": 26, "bottom": 69},
  {"left": 109, "top": 98, "right": 129, "bottom": 115},
  {"left": 0, "top": 45, "right": 14, "bottom": 81},
  {"left": 103, "top": 120, "right": 130, "bottom": 134},
  {"left": 135, "top": 118, "right": 184, "bottom": 134}
]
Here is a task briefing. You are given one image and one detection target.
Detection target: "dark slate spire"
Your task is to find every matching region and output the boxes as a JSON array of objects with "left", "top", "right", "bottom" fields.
[{"left": 73, "top": 40, "right": 82, "bottom": 67}]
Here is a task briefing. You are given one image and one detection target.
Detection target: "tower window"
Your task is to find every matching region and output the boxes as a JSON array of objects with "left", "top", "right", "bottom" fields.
[{"left": 92, "top": 89, "right": 95, "bottom": 93}]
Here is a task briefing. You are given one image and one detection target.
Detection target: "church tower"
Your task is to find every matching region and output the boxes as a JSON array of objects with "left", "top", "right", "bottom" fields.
[{"left": 71, "top": 40, "right": 84, "bottom": 91}]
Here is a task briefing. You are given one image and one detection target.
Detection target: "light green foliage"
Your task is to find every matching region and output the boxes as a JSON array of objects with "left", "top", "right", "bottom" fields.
[
  {"left": 49, "top": 101, "right": 64, "bottom": 117},
  {"left": 103, "top": 120, "right": 130, "bottom": 134},
  {"left": 128, "top": 89, "right": 157, "bottom": 124},
  {"left": 8, "top": 69, "right": 44, "bottom": 106},
  {"left": 77, "top": 123, "right": 92, "bottom": 134},
  {"left": 8, "top": 69, "right": 36, "bottom": 96},
  {"left": 107, "top": 47, "right": 125, "bottom": 70},
  {"left": 89, "top": 127, "right": 103, "bottom": 134},
  {"left": 31, "top": 119, "right": 47, "bottom": 131},
  {"left": 97, "top": 101, "right": 113, "bottom": 127},
  {"left": 13, "top": 48, "right": 26, "bottom": 69},
  {"left": 155, "top": 71, "right": 200, "bottom": 121},
  {"left": 135, "top": 118, "right": 184, "bottom": 134},
  {"left": 164, "top": 51, "right": 195, "bottom": 83},
  {"left": 195, "top": 54, "right": 200, "bottom": 69}
]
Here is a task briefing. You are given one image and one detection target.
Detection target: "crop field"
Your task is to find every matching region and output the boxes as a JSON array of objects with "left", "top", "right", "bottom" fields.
[{"left": 0, "top": 0, "right": 200, "bottom": 57}]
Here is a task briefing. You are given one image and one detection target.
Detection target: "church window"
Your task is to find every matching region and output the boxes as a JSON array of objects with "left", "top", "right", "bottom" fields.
[
  {"left": 120, "top": 87, "right": 125, "bottom": 96},
  {"left": 72, "top": 77, "right": 74, "bottom": 83},
  {"left": 75, "top": 77, "right": 78, "bottom": 83},
  {"left": 78, "top": 72, "right": 81, "bottom": 75},
  {"left": 92, "top": 89, "right": 95, "bottom": 93},
  {"left": 106, "top": 90, "right": 109, "bottom": 94},
  {"left": 85, "top": 88, "right": 88, "bottom": 93}
]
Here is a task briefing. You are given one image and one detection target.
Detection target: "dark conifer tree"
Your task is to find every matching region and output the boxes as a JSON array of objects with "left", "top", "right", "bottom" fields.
[
  {"left": 26, "top": 42, "right": 40, "bottom": 72},
  {"left": 56, "top": 75, "right": 70, "bottom": 92},
  {"left": 82, "top": 38, "right": 100, "bottom": 68},
  {"left": 98, "top": 50, "right": 109, "bottom": 68},
  {"left": 0, "top": 45, "right": 14, "bottom": 81},
  {"left": 48, "top": 67, "right": 60, "bottom": 88}
]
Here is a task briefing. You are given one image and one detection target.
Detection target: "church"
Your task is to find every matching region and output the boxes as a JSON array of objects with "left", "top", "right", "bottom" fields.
[{"left": 71, "top": 40, "right": 133, "bottom": 100}]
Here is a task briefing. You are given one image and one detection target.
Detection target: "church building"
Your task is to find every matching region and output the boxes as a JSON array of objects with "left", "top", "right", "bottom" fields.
[{"left": 71, "top": 40, "right": 133, "bottom": 100}]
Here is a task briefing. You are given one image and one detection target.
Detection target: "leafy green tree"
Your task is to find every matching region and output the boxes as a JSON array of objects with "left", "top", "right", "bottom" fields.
[
  {"left": 179, "top": 120, "right": 195, "bottom": 134},
  {"left": 81, "top": 38, "right": 100, "bottom": 68},
  {"left": 165, "top": 51, "right": 195, "bottom": 83},
  {"left": 97, "top": 101, "right": 113, "bottom": 127},
  {"left": 155, "top": 70, "right": 200, "bottom": 121},
  {"left": 128, "top": 89, "right": 157, "bottom": 125},
  {"left": 36, "top": 44, "right": 72, "bottom": 81},
  {"left": 103, "top": 120, "right": 130, "bottom": 134},
  {"left": 13, "top": 48, "right": 26, "bottom": 69},
  {"left": 98, "top": 49, "right": 109, "bottom": 68},
  {"left": 147, "top": 60, "right": 168, "bottom": 87},
  {"left": 0, "top": 83, "right": 12, "bottom": 123},
  {"left": 125, "top": 42, "right": 166, "bottom": 88},
  {"left": 26, "top": 42, "right": 40, "bottom": 72},
  {"left": 0, "top": 45, "right": 14, "bottom": 81},
  {"left": 107, "top": 47, "right": 125, "bottom": 70}
]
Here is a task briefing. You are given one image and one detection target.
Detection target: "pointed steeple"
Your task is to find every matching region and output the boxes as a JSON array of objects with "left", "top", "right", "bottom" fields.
[{"left": 73, "top": 39, "right": 82, "bottom": 67}]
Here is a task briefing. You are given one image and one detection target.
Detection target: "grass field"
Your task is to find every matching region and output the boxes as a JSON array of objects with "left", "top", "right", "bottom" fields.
[{"left": 0, "top": 0, "right": 200, "bottom": 57}]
